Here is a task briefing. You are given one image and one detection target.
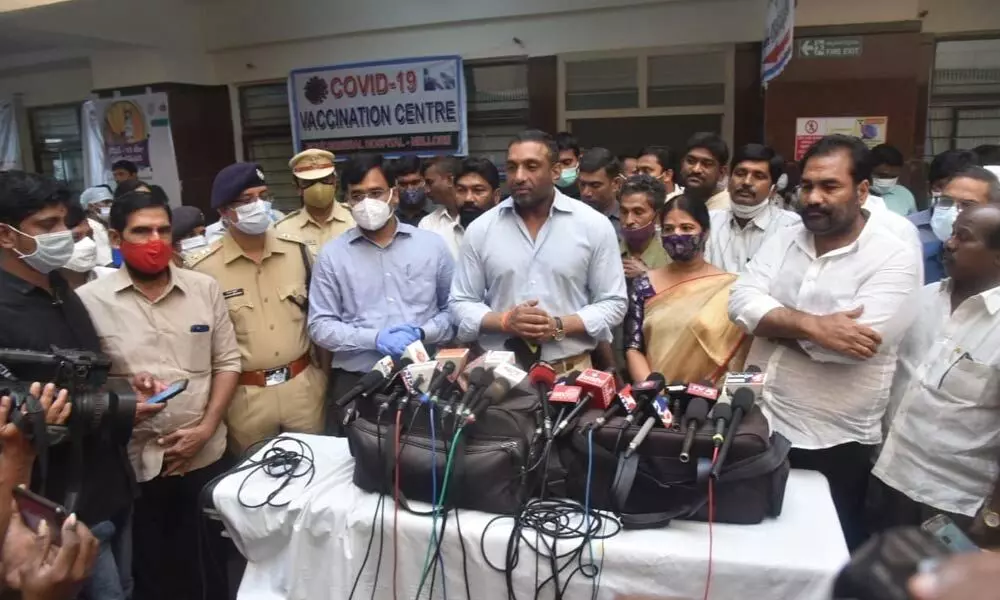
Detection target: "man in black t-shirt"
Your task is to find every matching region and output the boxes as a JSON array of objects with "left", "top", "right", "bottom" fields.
[{"left": 0, "top": 171, "right": 153, "bottom": 599}]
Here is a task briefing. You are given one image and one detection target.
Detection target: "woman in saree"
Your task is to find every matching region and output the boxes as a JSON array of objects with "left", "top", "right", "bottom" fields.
[{"left": 625, "top": 193, "right": 749, "bottom": 385}]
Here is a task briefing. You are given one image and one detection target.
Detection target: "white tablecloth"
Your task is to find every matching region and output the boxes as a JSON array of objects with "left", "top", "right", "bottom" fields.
[{"left": 214, "top": 434, "right": 848, "bottom": 600}]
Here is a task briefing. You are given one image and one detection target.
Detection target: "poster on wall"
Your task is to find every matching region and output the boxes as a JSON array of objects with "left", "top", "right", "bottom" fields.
[
  {"left": 92, "top": 93, "right": 181, "bottom": 206},
  {"left": 288, "top": 55, "right": 467, "bottom": 157},
  {"left": 761, "top": 0, "right": 794, "bottom": 86},
  {"left": 794, "top": 116, "right": 888, "bottom": 160}
]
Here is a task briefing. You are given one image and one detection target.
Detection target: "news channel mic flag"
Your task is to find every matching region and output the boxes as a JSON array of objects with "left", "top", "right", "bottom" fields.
[{"left": 289, "top": 55, "right": 468, "bottom": 158}]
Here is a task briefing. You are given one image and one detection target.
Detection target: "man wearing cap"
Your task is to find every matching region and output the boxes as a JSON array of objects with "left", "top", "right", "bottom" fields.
[
  {"left": 79, "top": 185, "right": 115, "bottom": 266},
  {"left": 187, "top": 163, "right": 326, "bottom": 452},
  {"left": 276, "top": 149, "right": 354, "bottom": 256},
  {"left": 172, "top": 205, "right": 207, "bottom": 266}
]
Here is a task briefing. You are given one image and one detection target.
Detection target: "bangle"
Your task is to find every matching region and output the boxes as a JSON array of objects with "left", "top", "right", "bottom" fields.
[{"left": 500, "top": 310, "right": 512, "bottom": 333}]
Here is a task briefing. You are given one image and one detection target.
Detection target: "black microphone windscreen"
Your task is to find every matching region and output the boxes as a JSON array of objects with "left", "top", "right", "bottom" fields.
[
  {"left": 646, "top": 372, "right": 666, "bottom": 384},
  {"left": 745, "top": 365, "right": 762, "bottom": 373},
  {"left": 396, "top": 357, "right": 414, "bottom": 371},
  {"left": 563, "top": 371, "right": 582, "bottom": 385},
  {"left": 358, "top": 369, "right": 386, "bottom": 389},
  {"left": 732, "top": 387, "right": 755, "bottom": 411},
  {"left": 711, "top": 403, "right": 732, "bottom": 421},
  {"left": 685, "top": 398, "right": 710, "bottom": 423},
  {"left": 468, "top": 366, "right": 488, "bottom": 387}
]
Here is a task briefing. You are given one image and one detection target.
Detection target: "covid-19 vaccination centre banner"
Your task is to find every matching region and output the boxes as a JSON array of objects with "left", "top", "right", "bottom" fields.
[{"left": 289, "top": 55, "right": 467, "bottom": 157}]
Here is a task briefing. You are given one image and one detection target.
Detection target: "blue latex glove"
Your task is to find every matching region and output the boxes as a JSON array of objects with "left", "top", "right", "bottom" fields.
[{"left": 376, "top": 325, "right": 421, "bottom": 357}]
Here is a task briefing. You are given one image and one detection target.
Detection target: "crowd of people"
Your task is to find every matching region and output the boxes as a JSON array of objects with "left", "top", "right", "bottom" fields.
[{"left": 0, "top": 127, "right": 999, "bottom": 599}]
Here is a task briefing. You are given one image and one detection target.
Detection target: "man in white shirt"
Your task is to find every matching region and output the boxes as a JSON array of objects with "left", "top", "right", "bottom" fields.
[
  {"left": 871, "top": 185, "right": 1000, "bottom": 538},
  {"left": 680, "top": 133, "right": 731, "bottom": 211},
  {"left": 706, "top": 143, "right": 799, "bottom": 273},
  {"left": 728, "top": 135, "right": 922, "bottom": 550},
  {"left": 419, "top": 156, "right": 464, "bottom": 258}
]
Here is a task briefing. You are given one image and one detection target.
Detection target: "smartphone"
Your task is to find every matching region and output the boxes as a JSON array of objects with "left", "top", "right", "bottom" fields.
[
  {"left": 13, "top": 486, "right": 67, "bottom": 545},
  {"left": 146, "top": 378, "right": 189, "bottom": 404},
  {"left": 922, "top": 514, "right": 980, "bottom": 553}
]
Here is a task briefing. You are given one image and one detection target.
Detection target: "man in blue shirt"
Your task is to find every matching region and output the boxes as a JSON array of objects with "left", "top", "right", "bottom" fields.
[
  {"left": 308, "top": 154, "right": 454, "bottom": 431},
  {"left": 909, "top": 150, "right": 979, "bottom": 284},
  {"left": 870, "top": 144, "right": 917, "bottom": 216},
  {"left": 450, "top": 130, "right": 627, "bottom": 374}
]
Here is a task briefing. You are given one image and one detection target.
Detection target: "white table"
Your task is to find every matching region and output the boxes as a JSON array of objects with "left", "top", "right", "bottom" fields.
[{"left": 214, "top": 434, "right": 848, "bottom": 600}]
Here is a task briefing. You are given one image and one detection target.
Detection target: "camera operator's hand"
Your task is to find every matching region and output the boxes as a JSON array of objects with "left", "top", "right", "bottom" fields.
[
  {"left": 0, "top": 383, "right": 71, "bottom": 457},
  {"left": 129, "top": 373, "right": 166, "bottom": 424},
  {"left": 3, "top": 506, "right": 98, "bottom": 600},
  {"left": 909, "top": 551, "right": 1000, "bottom": 600},
  {"left": 158, "top": 425, "right": 213, "bottom": 476}
]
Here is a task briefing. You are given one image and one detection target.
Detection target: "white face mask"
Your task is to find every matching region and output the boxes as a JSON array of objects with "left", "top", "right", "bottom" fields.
[
  {"left": 351, "top": 192, "right": 394, "bottom": 231},
  {"left": 179, "top": 235, "right": 208, "bottom": 253},
  {"left": 231, "top": 200, "right": 271, "bottom": 235},
  {"left": 871, "top": 177, "right": 898, "bottom": 194},
  {"left": 931, "top": 203, "right": 958, "bottom": 243},
  {"left": 10, "top": 227, "right": 75, "bottom": 274},
  {"left": 730, "top": 198, "right": 770, "bottom": 222},
  {"left": 64, "top": 237, "right": 99, "bottom": 273},
  {"left": 98, "top": 206, "right": 112, "bottom": 220}
]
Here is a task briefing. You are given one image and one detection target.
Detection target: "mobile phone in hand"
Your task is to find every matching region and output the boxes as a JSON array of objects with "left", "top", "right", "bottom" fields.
[
  {"left": 13, "top": 486, "right": 67, "bottom": 545},
  {"left": 922, "top": 513, "right": 980, "bottom": 554},
  {"left": 146, "top": 378, "right": 189, "bottom": 404}
]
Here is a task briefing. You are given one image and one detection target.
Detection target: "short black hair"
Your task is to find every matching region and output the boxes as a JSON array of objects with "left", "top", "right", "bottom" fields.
[
  {"left": 113, "top": 178, "right": 149, "bottom": 199},
  {"left": 638, "top": 145, "right": 676, "bottom": 174},
  {"left": 65, "top": 200, "right": 87, "bottom": 229},
  {"left": 340, "top": 154, "right": 394, "bottom": 191},
  {"left": 685, "top": 133, "right": 729, "bottom": 166},
  {"left": 799, "top": 134, "right": 872, "bottom": 185},
  {"left": 929, "top": 150, "right": 978, "bottom": 187},
  {"left": 554, "top": 132, "right": 580, "bottom": 157},
  {"left": 457, "top": 157, "right": 500, "bottom": 191},
  {"left": 111, "top": 160, "right": 138, "bottom": 175},
  {"left": 109, "top": 190, "right": 172, "bottom": 233},
  {"left": 0, "top": 171, "right": 73, "bottom": 227},
  {"left": 973, "top": 144, "right": 1000, "bottom": 167},
  {"left": 391, "top": 155, "right": 422, "bottom": 179},
  {"left": 948, "top": 166, "right": 1000, "bottom": 204},
  {"left": 870, "top": 144, "right": 904, "bottom": 168},
  {"left": 618, "top": 150, "right": 639, "bottom": 162},
  {"left": 421, "top": 156, "right": 462, "bottom": 179},
  {"left": 578, "top": 147, "right": 622, "bottom": 179},
  {"left": 620, "top": 174, "right": 667, "bottom": 212},
  {"left": 510, "top": 130, "right": 559, "bottom": 164},
  {"left": 662, "top": 192, "right": 711, "bottom": 232},
  {"left": 732, "top": 143, "right": 784, "bottom": 183}
]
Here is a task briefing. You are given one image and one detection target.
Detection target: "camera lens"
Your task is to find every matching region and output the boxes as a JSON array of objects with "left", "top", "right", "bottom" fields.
[{"left": 71, "top": 378, "right": 136, "bottom": 444}]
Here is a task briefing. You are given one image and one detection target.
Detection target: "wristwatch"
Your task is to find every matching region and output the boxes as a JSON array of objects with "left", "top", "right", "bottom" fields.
[
  {"left": 983, "top": 498, "right": 1000, "bottom": 528},
  {"left": 552, "top": 317, "right": 566, "bottom": 342}
]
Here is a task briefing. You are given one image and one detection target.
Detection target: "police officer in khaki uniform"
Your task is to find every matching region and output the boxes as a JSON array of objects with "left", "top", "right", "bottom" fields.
[
  {"left": 188, "top": 162, "right": 326, "bottom": 453},
  {"left": 276, "top": 149, "right": 354, "bottom": 256}
]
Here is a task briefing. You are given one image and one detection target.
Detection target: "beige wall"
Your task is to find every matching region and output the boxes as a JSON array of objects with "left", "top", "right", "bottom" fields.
[
  {"left": 0, "top": 62, "right": 92, "bottom": 107},
  {"left": 796, "top": 0, "right": 920, "bottom": 27}
]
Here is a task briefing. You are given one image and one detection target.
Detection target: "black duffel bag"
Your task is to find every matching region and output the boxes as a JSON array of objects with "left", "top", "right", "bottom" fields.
[
  {"left": 346, "top": 384, "right": 541, "bottom": 515},
  {"left": 555, "top": 405, "right": 790, "bottom": 529}
]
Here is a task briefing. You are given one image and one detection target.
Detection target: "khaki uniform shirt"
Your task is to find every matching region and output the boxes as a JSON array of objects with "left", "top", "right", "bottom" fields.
[
  {"left": 188, "top": 229, "right": 312, "bottom": 372},
  {"left": 275, "top": 202, "right": 354, "bottom": 256},
  {"left": 77, "top": 265, "right": 241, "bottom": 482}
]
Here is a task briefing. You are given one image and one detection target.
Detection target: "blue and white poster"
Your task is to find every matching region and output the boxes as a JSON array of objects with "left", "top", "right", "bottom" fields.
[{"left": 289, "top": 55, "right": 467, "bottom": 157}]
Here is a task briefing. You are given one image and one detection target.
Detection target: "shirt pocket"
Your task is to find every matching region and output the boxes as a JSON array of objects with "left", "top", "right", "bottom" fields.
[
  {"left": 279, "top": 284, "right": 308, "bottom": 322},
  {"left": 941, "top": 358, "right": 996, "bottom": 405},
  {"left": 226, "top": 298, "right": 256, "bottom": 337},
  {"left": 182, "top": 325, "right": 213, "bottom": 374},
  {"left": 399, "top": 258, "right": 437, "bottom": 308}
]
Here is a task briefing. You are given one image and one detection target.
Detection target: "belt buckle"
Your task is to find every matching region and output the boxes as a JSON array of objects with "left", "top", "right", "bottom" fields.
[{"left": 264, "top": 366, "right": 290, "bottom": 387}]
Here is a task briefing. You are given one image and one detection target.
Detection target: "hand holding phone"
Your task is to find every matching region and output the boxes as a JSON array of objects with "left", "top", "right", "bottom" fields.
[
  {"left": 13, "top": 486, "right": 67, "bottom": 546},
  {"left": 145, "top": 379, "right": 189, "bottom": 405}
]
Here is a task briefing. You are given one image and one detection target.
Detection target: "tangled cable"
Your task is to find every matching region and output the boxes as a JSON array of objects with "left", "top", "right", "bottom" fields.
[{"left": 234, "top": 436, "right": 317, "bottom": 509}]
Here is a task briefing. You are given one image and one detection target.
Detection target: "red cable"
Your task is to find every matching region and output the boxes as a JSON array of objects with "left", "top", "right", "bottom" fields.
[
  {"left": 393, "top": 410, "right": 402, "bottom": 600},
  {"left": 704, "top": 447, "right": 719, "bottom": 600}
]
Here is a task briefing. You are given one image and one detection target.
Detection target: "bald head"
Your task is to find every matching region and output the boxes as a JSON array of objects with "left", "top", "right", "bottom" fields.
[{"left": 943, "top": 203, "right": 1000, "bottom": 285}]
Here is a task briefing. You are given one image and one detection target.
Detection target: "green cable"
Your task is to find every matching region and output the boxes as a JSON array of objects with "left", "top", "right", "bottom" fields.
[{"left": 416, "top": 426, "right": 466, "bottom": 598}]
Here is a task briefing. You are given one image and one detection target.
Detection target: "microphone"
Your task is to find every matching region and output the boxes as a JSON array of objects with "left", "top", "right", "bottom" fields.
[
  {"left": 435, "top": 348, "right": 470, "bottom": 381},
  {"left": 425, "top": 362, "right": 457, "bottom": 403},
  {"left": 335, "top": 356, "right": 395, "bottom": 407},
  {"left": 592, "top": 385, "right": 633, "bottom": 430},
  {"left": 711, "top": 387, "right": 756, "bottom": 479},
  {"left": 492, "top": 363, "right": 528, "bottom": 389},
  {"left": 402, "top": 340, "right": 431, "bottom": 364},
  {"left": 665, "top": 380, "right": 686, "bottom": 418},
  {"left": 402, "top": 361, "right": 438, "bottom": 395},
  {"left": 528, "top": 362, "right": 557, "bottom": 440},
  {"left": 710, "top": 402, "right": 732, "bottom": 448},
  {"left": 678, "top": 398, "right": 709, "bottom": 463},
  {"left": 624, "top": 416, "right": 657, "bottom": 458},
  {"left": 653, "top": 394, "right": 674, "bottom": 428},
  {"left": 624, "top": 373, "right": 666, "bottom": 427},
  {"left": 465, "top": 379, "right": 511, "bottom": 424},
  {"left": 452, "top": 367, "right": 494, "bottom": 418},
  {"left": 378, "top": 357, "right": 414, "bottom": 393},
  {"left": 723, "top": 366, "right": 765, "bottom": 399},
  {"left": 553, "top": 369, "right": 615, "bottom": 436}
]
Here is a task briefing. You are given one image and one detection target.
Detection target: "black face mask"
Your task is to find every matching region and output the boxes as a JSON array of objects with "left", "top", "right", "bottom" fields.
[{"left": 459, "top": 204, "right": 485, "bottom": 229}]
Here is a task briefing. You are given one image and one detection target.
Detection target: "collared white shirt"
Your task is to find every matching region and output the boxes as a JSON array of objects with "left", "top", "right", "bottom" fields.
[
  {"left": 707, "top": 189, "right": 731, "bottom": 211},
  {"left": 728, "top": 216, "right": 922, "bottom": 449},
  {"left": 705, "top": 204, "right": 800, "bottom": 273},
  {"left": 874, "top": 281, "right": 1000, "bottom": 516},
  {"left": 419, "top": 206, "right": 464, "bottom": 260}
]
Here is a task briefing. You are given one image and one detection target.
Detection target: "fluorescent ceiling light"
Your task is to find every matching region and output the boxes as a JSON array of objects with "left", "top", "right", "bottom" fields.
[
  {"left": 44, "top": 138, "right": 63, "bottom": 143},
  {"left": 0, "top": 0, "right": 74, "bottom": 13}
]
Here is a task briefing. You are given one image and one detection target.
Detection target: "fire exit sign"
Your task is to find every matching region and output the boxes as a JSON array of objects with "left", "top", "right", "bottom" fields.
[{"left": 798, "top": 37, "right": 864, "bottom": 59}]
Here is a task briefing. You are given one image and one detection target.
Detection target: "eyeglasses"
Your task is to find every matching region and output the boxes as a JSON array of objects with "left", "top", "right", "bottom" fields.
[
  {"left": 937, "top": 195, "right": 980, "bottom": 213},
  {"left": 347, "top": 188, "right": 392, "bottom": 204}
]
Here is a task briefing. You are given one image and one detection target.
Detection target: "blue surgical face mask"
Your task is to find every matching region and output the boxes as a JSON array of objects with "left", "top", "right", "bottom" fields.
[{"left": 931, "top": 203, "right": 958, "bottom": 243}]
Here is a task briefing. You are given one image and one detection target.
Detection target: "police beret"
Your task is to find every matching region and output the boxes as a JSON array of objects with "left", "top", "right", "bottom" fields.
[
  {"left": 172, "top": 205, "right": 205, "bottom": 239},
  {"left": 211, "top": 163, "right": 266, "bottom": 209}
]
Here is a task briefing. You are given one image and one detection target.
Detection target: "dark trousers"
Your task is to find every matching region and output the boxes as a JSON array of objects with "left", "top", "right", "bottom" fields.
[
  {"left": 325, "top": 368, "right": 363, "bottom": 436},
  {"left": 788, "top": 442, "right": 876, "bottom": 551},
  {"left": 132, "top": 457, "right": 232, "bottom": 600},
  {"left": 867, "top": 476, "right": 975, "bottom": 533}
]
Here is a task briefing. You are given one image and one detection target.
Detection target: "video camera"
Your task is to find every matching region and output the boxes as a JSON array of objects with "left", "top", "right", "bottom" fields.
[{"left": 0, "top": 347, "right": 137, "bottom": 447}]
